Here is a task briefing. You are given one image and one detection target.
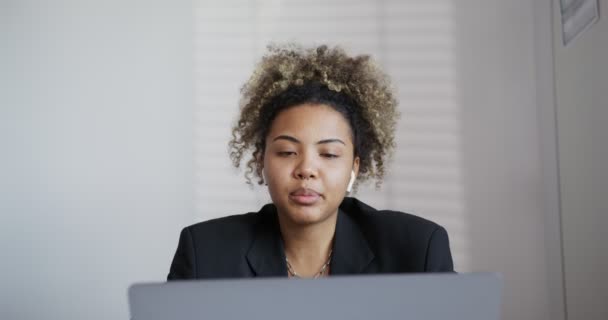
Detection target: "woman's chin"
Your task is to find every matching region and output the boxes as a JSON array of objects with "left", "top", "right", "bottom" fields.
[{"left": 281, "top": 206, "right": 334, "bottom": 226}]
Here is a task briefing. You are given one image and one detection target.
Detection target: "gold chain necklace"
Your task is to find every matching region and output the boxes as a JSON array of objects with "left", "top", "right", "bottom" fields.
[{"left": 285, "top": 250, "right": 333, "bottom": 279}]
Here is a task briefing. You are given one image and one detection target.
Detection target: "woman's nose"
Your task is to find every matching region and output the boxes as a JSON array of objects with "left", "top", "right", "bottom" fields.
[
  {"left": 293, "top": 155, "right": 318, "bottom": 180},
  {"left": 295, "top": 168, "right": 316, "bottom": 179}
]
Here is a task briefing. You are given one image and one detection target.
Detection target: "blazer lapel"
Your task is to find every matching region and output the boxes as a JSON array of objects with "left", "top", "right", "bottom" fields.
[
  {"left": 245, "top": 205, "right": 288, "bottom": 277},
  {"left": 330, "top": 207, "right": 375, "bottom": 275}
]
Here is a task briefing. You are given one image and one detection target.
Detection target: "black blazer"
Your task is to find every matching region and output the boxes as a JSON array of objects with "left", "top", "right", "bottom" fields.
[{"left": 167, "top": 197, "right": 454, "bottom": 280}]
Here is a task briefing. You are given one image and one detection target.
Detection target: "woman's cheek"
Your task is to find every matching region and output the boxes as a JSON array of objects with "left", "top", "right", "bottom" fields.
[{"left": 326, "top": 170, "right": 347, "bottom": 190}]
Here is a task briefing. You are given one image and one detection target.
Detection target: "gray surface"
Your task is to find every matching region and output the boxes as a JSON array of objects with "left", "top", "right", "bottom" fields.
[
  {"left": 1, "top": 1, "right": 194, "bottom": 319},
  {"left": 554, "top": 0, "right": 608, "bottom": 318},
  {"left": 129, "top": 273, "right": 502, "bottom": 320}
]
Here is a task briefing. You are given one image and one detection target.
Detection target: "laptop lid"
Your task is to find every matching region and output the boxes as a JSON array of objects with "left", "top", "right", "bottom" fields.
[{"left": 129, "top": 273, "right": 502, "bottom": 320}]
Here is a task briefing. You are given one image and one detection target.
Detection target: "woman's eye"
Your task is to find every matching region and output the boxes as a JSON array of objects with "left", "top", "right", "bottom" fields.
[
  {"left": 321, "top": 153, "right": 339, "bottom": 159},
  {"left": 277, "top": 151, "right": 296, "bottom": 157}
]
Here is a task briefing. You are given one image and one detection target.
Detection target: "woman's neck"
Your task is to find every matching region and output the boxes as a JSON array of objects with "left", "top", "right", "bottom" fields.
[{"left": 278, "top": 211, "right": 337, "bottom": 277}]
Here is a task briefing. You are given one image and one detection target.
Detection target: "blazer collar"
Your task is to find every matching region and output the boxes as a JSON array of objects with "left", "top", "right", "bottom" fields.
[
  {"left": 245, "top": 204, "right": 288, "bottom": 277},
  {"left": 246, "top": 198, "right": 375, "bottom": 277},
  {"left": 329, "top": 207, "right": 375, "bottom": 275}
]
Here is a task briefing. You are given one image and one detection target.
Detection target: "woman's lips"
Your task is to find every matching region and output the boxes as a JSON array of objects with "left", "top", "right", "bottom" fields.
[{"left": 289, "top": 189, "right": 321, "bottom": 205}]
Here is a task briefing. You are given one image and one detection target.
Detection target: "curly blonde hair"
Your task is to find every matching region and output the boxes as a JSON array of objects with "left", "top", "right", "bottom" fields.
[{"left": 229, "top": 44, "right": 399, "bottom": 188}]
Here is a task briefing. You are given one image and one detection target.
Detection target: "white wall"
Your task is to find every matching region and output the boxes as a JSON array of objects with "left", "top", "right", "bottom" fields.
[
  {"left": 0, "top": 1, "right": 194, "bottom": 319},
  {"left": 553, "top": 0, "right": 608, "bottom": 319}
]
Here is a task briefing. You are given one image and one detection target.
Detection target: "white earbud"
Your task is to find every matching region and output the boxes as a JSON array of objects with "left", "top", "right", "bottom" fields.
[{"left": 346, "top": 170, "right": 356, "bottom": 193}]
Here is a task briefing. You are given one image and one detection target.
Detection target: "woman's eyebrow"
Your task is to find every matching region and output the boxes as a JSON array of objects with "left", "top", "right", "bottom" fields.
[
  {"left": 272, "top": 135, "right": 345, "bottom": 146},
  {"left": 272, "top": 135, "right": 300, "bottom": 143},
  {"left": 317, "top": 138, "right": 345, "bottom": 146}
]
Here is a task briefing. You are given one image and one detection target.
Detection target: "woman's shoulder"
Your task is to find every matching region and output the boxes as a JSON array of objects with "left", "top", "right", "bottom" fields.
[
  {"left": 184, "top": 203, "right": 276, "bottom": 239},
  {"left": 340, "top": 197, "right": 449, "bottom": 251},
  {"left": 339, "top": 197, "right": 453, "bottom": 272},
  {"left": 340, "top": 197, "right": 443, "bottom": 232}
]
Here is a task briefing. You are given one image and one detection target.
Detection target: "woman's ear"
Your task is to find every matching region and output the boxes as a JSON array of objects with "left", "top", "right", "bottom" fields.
[
  {"left": 257, "top": 153, "right": 266, "bottom": 185},
  {"left": 353, "top": 156, "right": 360, "bottom": 177}
]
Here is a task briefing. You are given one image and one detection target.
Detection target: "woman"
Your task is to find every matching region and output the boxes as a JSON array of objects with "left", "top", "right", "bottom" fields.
[{"left": 168, "top": 44, "right": 453, "bottom": 280}]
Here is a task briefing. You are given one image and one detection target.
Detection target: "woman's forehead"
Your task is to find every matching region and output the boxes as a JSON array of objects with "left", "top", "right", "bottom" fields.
[{"left": 267, "top": 103, "right": 353, "bottom": 144}]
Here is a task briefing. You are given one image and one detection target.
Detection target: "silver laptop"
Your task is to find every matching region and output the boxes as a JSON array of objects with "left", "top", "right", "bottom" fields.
[{"left": 129, "top": 273, "right": 502, "bottom": 320}]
